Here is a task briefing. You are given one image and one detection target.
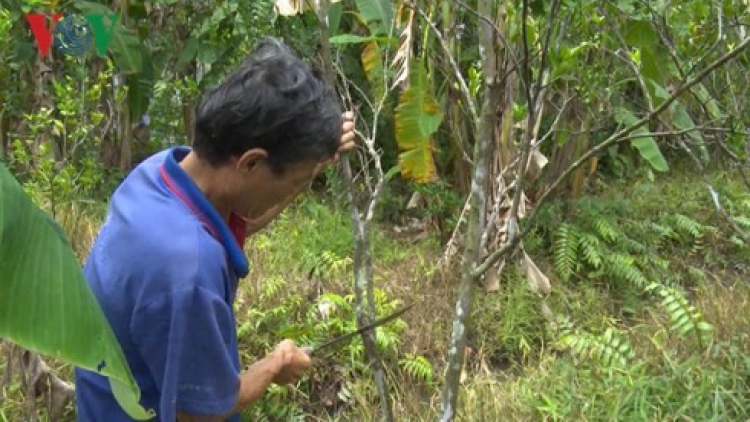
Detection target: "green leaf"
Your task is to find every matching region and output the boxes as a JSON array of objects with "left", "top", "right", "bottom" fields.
[
  {"left": 692, "top": 83, "right": 723, "bottom": 120},
  {"left": 328, "top": 2, "right": 342, "bottom": 36},
  {"left": 624, "top": 19, "right": 657, "bottom": 47},
  {"left": 640, "top": 45, "right": 671, "bottom": 85},
  {"left": 648, "top": 80, "right": 670, "bottom": 107},
  {"left": 329, "top": 34, "right": 378, "bottom": 45},
  {"left": 176, "top": 36, "right": 200, "bottom": 71},
  {"left": 127, "top": 55, "right": 153, "bottom": 120},
  {"left": 696, "top": 322, "right": 713, "bottom": 331},
  {"left": 109, "top": 32, "right": 143, "bottom": 73},
  {"left": 670, "top": 102, "right": 709, "bottom": 163},
  {"left": 613, "top": 107, "right": 669, "bottom": 172},
  {"left": 396, "top": 62, "right": 443, "bottom": 147},
  {"left": 197, "top": 40, "right": 226, "bottom": 66},
  {"left": 0, "top": 163, "right": 154, "bottom": 420},
  {"left": 355, "top": 0, "right": 394, "bottom": 36},
  {"left": 384, "top": 165, "right": 401, "bottom": 182},
  {"left": 395, "top": 60, "right": 443, "bottom": 183},
  {"left": 677, "top": 320, "right": 696, "bottom": 336}
]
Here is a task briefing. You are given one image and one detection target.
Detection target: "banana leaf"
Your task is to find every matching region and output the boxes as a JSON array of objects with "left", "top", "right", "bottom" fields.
[{"left": 0, "top": 162, "right": 153, "bottom": 420}]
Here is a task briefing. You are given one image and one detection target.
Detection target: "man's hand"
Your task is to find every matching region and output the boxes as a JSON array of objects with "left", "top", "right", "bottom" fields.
[
  {"left": 339, "top": 111, "right": 356, "bottom": 155},
  {"left": 207, "top": 339, "right": 311, "bottom": 419},
  {"left": 270, "top": 339, "right": 311, "bottom": 385},
  {"left": 318, "top": 111, "right": 356, "bottom": 169}
]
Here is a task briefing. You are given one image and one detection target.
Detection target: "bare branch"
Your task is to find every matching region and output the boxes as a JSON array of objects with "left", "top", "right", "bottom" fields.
[
  {"left": 474, "top": 36, "right": 750, "bottom": 278},
  {"left": 315, "top": 1, "right": 395, "bottom": 419},
  {"left": 617, "top": 125, "right": 725, "bottom": 142},
  {"left": 537, "top": 91, "right": 573, "bottom": 144},
  {"left": 438, "top": 193, "right": 471, "bottom": 272}
]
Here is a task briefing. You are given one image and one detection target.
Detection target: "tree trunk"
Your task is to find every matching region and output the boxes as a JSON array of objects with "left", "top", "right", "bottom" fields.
[{"left": 439, "top": 0, "right": 502, "bottom": 419}]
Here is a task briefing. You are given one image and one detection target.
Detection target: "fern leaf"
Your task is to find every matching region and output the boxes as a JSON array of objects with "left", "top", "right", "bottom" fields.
[
  {"left": 399, "top": 354, "right": 433, "bottom": 384},
  {"left": 644, "top": 255, "right": 670, "bottom": 271},
  {"left": 593, "top": 218, "right": 620, "bottom": 243},
  {"left": 557, "top": 324, "right": 635, "bottom": 368},
  {"left": 607, "top": 254, "right": 648, "bottom": 288},
  {"left": 554, "top": 224, "right": 579, "bottom": 281},
  {"left": 673, "top": 214, "right": 703, "bottom": 238},
  {"left": 622, "top": 237, "right": 649, "bottom": 255},
  {"left": 655, "top": 285, "right": 713, "bottom": 347},
  {"left": 648, "top": 221, "right": 676, "bottom": 244},
  {"left": 579, "top": 233, "right": 603, "bottom": 269},
  {"left": 689, "top": 236, "right": 704, "bottom": 256}
]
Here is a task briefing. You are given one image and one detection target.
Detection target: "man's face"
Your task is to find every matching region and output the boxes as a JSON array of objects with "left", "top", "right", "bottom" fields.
[{"left": 230, "top": 150, "right": 321, "bottom": 222}]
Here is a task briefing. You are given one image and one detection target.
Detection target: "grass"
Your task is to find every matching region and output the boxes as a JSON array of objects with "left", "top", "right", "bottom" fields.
[{"left": 2, "top": 166, "right": 750, "bottom": 421}]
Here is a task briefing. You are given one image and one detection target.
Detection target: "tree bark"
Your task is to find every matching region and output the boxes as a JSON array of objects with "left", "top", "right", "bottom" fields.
[{"left": 439, "top": 0, "right": 502, "bottom": 419}]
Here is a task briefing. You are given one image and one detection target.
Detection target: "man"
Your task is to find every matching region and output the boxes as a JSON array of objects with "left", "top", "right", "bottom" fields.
[{"left": 74, "top": 37, "right": 356, "bottom": 421}]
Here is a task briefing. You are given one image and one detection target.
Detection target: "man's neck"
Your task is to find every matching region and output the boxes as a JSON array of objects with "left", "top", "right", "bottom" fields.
[{"left": 178, "top": 150, "right": 233, "bottom": 222}]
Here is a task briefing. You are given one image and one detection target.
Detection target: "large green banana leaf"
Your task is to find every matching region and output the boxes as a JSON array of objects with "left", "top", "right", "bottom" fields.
[
  {"left": 613, "top": 107, "right": 669, "bottom": 172},
  {"left": 394, "top": 60, "right": 443, "bottom": 183},
  {"left": 0, "top": 162, "right": 153, "bottom": 420}
]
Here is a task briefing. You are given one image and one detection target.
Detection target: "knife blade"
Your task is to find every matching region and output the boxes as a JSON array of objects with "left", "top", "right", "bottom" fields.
[{"left": 303, "top": 303, "right": 413, "bottom": 356}]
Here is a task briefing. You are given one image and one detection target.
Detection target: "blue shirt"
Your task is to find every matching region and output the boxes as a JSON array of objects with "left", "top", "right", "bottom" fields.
[{"left": 74, "top": 146, "right": 250, "bottom": 421}]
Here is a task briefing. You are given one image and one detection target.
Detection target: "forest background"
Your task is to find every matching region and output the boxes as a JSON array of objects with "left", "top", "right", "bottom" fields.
[{"left": 0, "top": 0, "right": 749, "bottom": 420}]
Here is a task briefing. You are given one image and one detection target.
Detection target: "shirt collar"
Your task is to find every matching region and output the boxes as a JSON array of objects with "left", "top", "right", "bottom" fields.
[{"left": 159, "top": 146, "right": 249, "bottom": 279}]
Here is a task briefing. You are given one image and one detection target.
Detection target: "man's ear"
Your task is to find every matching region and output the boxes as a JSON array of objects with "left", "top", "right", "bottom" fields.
[{"left": 236, "top": 148, "right": 269, "bottom": 173}]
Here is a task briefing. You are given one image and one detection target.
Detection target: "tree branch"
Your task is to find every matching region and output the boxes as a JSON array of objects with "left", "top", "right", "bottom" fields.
[
  {"left": 315, "top": 1, "right": 394, "bottom": 420},
  {"left": 504, "top": 0, "right": 560, "bottom": 247},
  {"left": 535, "top": 0, "right": 562, "bottom": 94}
]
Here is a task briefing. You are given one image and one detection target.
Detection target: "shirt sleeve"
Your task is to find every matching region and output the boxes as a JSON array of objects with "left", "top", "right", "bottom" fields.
[{"left": 130, "top": 284, "right": 240, "bottom": 419}]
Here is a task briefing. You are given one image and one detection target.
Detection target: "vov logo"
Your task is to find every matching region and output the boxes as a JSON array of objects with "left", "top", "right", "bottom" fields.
[{"left": 25, "top": 3, "right": 119, "bottom": 58}]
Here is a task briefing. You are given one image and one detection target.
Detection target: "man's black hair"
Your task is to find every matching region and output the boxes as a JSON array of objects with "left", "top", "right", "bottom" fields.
[{"left": 192, "top": 37, "right": 341, "bottom": 173}]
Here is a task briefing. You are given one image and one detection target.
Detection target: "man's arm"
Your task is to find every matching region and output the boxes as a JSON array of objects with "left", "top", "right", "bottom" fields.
[
  {"left": 175, "top": 358, "right": 277, "bottom": 422},
  {"left": 176, "top": 340, "right": 311, "bottom": 421}
]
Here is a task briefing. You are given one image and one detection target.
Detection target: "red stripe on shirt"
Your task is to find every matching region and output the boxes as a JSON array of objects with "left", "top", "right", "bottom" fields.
[{"left": 159, "top": 164, "right": 221, "bottom": 240}]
